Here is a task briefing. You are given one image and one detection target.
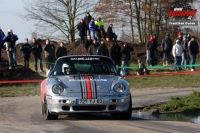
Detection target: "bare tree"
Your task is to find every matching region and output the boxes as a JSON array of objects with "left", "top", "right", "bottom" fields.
[{"left": 20, "top": 0, "right": 95, "bottom": 43}]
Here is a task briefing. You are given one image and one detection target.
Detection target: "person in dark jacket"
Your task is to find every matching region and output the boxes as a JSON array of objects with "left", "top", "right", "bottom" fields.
[
  {"left": 188, "top": 36, "right": 199, "bottom": 71},
  {"left": 88, "top": 38, "right": 99, "bottom": 55},
  {"left": 0, "top": 27, "right": 5, "bottom": 61},
  {"left": 185, "top": 33, "right": 191, "bottom": 69},
  {"left": 84, "top": 12, "right": 92, "bottom": 35},
  {"left": 43, "top": 39, "right": 55, "bottom": 76},
  {"left": 2, "top": 29, "right": 18, "bottom": 69},
  {"left": 84, "top": 35, "right": 93, "bottom": 53},
  {"left": 96, "top": 40, "right": 109, "bottom": 56},
  {"left": 110, "top": 41, "right": 121, "bottom": 73},
  {"left": 20, "top": 38, "right": 32, "bottom": 69},
  {"left": 32, "top": 38, "right": 44, "bottom": 72},
  {"left": 161, "top": 33, "right": 173, "bottom": 66},
  {"left": 106, "top": 24, "right": 117, "bottom": 41},
  {"left": 146, "top": 34, "right": 157, "bottom": 66},
  {"left": 78, "top": 19, "right": 87, "bottom": 44},
  {"left": 56, "top": 42, "right": 67, "bottom": 59},
  {"left": 121, "top": 42, "right": 133, "bottom": 75},
  {"left": 181, "top": 35, "right": 187, "bottom": 69}
]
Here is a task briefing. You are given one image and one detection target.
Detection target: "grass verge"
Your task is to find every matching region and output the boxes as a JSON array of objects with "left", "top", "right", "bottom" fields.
[
  {"left": 0, "top": 83, "right": 40, "bottom": 97},
  {"left": 144, "top": 91, "right": 200, "bottom": 113}
]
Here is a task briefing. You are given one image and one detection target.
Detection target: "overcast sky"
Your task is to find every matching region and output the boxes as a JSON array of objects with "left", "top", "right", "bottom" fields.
[{"left": 0, "top": 0, "right": 34, "bottom": 43}]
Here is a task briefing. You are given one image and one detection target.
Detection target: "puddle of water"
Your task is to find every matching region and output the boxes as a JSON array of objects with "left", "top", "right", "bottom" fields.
[{"left": 132, "top": 111, "right": 200, "bottom": 124}]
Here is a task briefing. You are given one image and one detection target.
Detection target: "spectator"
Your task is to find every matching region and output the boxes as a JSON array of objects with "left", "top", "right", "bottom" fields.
[
  {"left": 172, "top": 39, "right": 183, "bottom": 71},
  {"left": 2, "top": 29, "right": 18, "bottom": 69},
  {"left": 89, "top": 18, "right": 96, "bottom": 40},
  {"left": 56, "top": 42, "right": 67, "bottom": 58},
  {"left": 188, "top": 36, "right": 199, "bottom": 71},
  {"left": 84, "top": 35, "right": 93, "bottom": 53},
  {"left": 161, "top": 33, "right": 173, "bottom": 66},
  {"left": 20, "top": 38, "right": 32, "bottom": 69},
  {"left": 88, "top": 38, "right": 99, "bottom": 55},
  {"left": 121, "top": 42, "right": 133, "bottom": 75},
  {"left": 43, "top": 39, "right": 55, "bottom": 75},
  {"left": 84, "top": 12, "right": 92, "bottom": 35},
  {"left": 106, "top": 24, "right": 117, "bottom": 42},
  {"left": 95, "top": 17, "right": 104, "bottom": 29},
  {"left": 185, "top": 33, "right": 191, "bottom": 69},
  {"left": 110, "top": 41, "right": 122, "bottom": 73},
  {"left": 0, "top": 27, "right": 5, "bottom": 61},
  {"left": 96, "top": 40, "right": 109, "bottom": 56},
  {"left": 78, "top": 19, "right": 87, "bottom": 45},
  {"left": 146, "top": 34, "right": 157, "bottom": 66},
  {"left": 181, "top": 35, "right": 187, "bottom": 69},
  {"left": 99, "top": 25, "right": 106, "bottom": 40},
  {"left": 32, "top": 38, "right": 44, "bottom": 72}
]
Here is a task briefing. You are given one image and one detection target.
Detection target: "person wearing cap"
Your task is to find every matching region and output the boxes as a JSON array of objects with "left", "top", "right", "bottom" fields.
[
  {"left": 2, "top": 29, "right": 18, "bottom": 69},
  {"left": 161, "top": 33, "right": 173, "bottom": 66},
  {"left": 88, "top": 38, "right": 99, "bottom": 55},
  {"left": 172, "top": 39, "right": 183, "bottom": 71},
  {"left": 0, "top": 27, "right": 5, "bottom": 62},
  {"left": 106, "top": 24, "right": 117, "bottom": 42},
  {"left": 121, "top": 42, "right": 133, "bottom": 75},
  {"left": 78, "top": 19, "right": 87, "bottom": 45},
  {"left": 181, "top": 35, "right": 187, "bottom": 69},
  {"left": 89, "top": 18, "right": 96, "bottom": 40},
  {"left": 188, "top": 36, "right": 199, "bottom": 71},
  {"left": 84, "top": 12, "right": 92, "bottom": 35},
  {"left": 96, "top": 40, "right": 109, "bottom": 56},
  {"left": 20, "top": 38, "right": 32, "bottom": 69}
]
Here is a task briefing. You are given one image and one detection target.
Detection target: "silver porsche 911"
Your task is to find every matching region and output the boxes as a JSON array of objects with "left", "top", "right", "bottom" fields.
[{"left": 41, "top": 55, "right": 132, "bottom": 120}]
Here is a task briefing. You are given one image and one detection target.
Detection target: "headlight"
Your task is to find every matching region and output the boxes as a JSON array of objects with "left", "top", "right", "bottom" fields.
[
  {"left": 113, "top": 83, "right": 125, "bottom": 93},
  {"left": 52, "top": 84, "right": 64, "bottom": 94}
]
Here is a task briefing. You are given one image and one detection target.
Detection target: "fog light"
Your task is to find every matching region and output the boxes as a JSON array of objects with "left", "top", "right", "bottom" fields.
[{"left": 66, "top": 99, "right": 71, "bottom": 103}]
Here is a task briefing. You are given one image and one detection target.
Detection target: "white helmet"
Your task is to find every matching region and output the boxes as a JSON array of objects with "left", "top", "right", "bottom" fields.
[{"left": 8, "top": 29, "right": 12, "bottom": 33}]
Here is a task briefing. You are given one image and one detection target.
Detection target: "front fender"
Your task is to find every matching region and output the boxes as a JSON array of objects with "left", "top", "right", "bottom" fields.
[{"left": 41, "top": 80, "right": 46, "bottom": 101}]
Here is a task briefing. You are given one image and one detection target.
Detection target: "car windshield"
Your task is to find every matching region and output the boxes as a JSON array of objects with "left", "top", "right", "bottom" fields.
[{"left": 52, "top": 56, "right": 118, "bottom": 76}]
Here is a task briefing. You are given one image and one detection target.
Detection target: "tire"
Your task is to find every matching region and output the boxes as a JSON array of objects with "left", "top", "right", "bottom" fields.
[
  {"left": 41, "top": 101, "right": 44, "bottom": 115},
  {"left": 44, "top": 99, "right": 58, "bottom": 120},
  {"left": 119, "top": 95, "right": 132, "bottom": 120}
]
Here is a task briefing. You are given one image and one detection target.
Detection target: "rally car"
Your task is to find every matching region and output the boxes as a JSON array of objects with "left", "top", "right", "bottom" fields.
[{"left": 41, "top": 55, "right": 132, "bottom": 120}]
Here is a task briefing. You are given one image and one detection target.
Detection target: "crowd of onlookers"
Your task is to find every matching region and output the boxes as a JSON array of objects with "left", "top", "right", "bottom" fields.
[{"left": 0, "top": 11, "right": 199, "bottom": 76}]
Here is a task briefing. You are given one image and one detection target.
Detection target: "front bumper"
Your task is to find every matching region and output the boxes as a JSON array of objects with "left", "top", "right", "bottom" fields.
[{"left": 46, "top": 94, "right": 131, "bottom": 114}]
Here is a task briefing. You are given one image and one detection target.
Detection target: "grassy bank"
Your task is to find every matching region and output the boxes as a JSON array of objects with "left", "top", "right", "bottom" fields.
[
  {"left": 126, "top": 74, "right": 200, "bottom": 89},
  {"left": 0, "top": 83, "right": 40, "bottom": 97},
  {"left": 144, "top": 91, "right": 200, "bottom": 113}
]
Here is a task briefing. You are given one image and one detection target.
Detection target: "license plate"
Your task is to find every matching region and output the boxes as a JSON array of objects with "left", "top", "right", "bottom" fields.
[{"left": 76, "top": 99, "right": 103, "bottom": 104}]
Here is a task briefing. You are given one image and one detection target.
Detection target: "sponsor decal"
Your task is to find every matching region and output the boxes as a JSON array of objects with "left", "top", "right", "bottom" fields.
[
  {"left": 69, "top": 79, "right": 107, "bottom": 82},
  {"left": 70, "top": 57, "right": 100, "bottom": 60}
]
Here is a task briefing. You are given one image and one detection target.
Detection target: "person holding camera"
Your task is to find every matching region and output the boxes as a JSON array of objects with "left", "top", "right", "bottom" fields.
[{"left": 2, "top": 29, "right": 18, "bottom": 69}]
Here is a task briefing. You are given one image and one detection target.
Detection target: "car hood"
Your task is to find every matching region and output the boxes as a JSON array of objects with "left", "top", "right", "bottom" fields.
[{"left": 56, "top": 74, "right": 119, "bottom": 93}]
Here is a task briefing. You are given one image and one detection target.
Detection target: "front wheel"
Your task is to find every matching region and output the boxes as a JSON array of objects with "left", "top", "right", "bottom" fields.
[
  {"left": 43, "top": 99, "right": 58, "bottom": 120},
  {"left": 119, "top": 95, "right": 132, "bottom": 120}
]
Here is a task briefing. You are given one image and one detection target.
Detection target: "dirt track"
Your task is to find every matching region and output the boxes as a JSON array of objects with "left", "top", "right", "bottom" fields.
[{"left": 0, "top": 88, "right": 200, "bottom": 133}]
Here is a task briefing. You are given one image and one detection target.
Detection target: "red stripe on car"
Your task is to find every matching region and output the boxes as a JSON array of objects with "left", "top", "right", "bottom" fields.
[{"left": 84, "top": 74, "right": 92, "bottom": 99}]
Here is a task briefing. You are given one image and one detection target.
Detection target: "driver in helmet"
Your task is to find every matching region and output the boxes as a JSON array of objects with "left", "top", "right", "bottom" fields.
[{"left": 62, "top": 63, "right": 76, "bottom": 75}]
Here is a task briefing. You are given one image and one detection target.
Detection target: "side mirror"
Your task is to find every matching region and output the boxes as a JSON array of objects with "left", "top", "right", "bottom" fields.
[{"left": 46, "top": 69, "right": 52, "bottom": 77}]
